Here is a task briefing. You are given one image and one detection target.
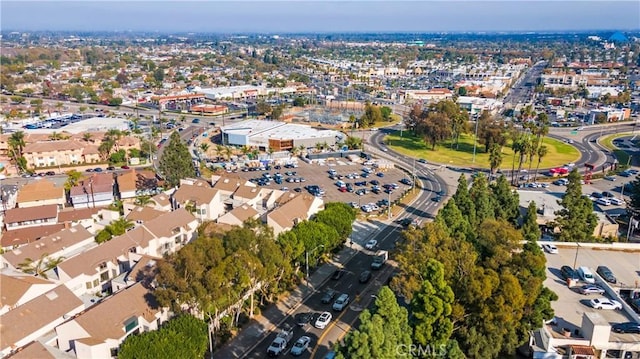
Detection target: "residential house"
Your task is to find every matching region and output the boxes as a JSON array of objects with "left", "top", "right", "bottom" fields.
[
  {"left": 116, "top": 169, "right": 159, "bottom": 200},
  {"left": 57, "top": 207, "right": 101, "bottom": 231},
  {"left": 4, "top": 341, "right": 65, "bottom": 359},
  {"left": 266, "top": 193, "right": 324, "bottom": 236},
  {"left": 70, "top": 173, "right": 114, "bottom": 209},
  {"left": 4, "top": 204, "right": 58, "bottom": 231},
  {"left": 22, "top": 140, "right": 100, "bottom": 169},
  {"left": 172, "top": 181, "right": 223, "bottom": 221},
  {"left": 231, "top": 184, "right": 265, "bottom": 209},
  {"left": 55, "top": 283, "right": 169, "bottom": 359},
  {"left": 0, "top": 274, "right": 57, "bottom": 315},
  {"left": 0, "top": 285, "right": 84, "bottom": 358},
  {"left": 111, "top": 255, "right": 159, "bottom": 292},
  {"left": 0, "top": 224, "right": 66, "bottom": 250},
  {"left": 1, "top": 225, "right": 95, "bottom": 273},
  {"left": 15, "top": 179, "right": 65, "bottom": 209},
  {"left": 211, "top": 174, "right": 254, "bottom": 202},
  {"left": 124, "top": 205, "right": 165, "bottom": 225},
  {"left": 56, "top": 209, "right": 196, "bottom": 297},
  {"left": 217, "top": 204, "right": 260, "bottom": 226},
  {"left": 150, "top": 193, "right": 172, "bottom": 212}
]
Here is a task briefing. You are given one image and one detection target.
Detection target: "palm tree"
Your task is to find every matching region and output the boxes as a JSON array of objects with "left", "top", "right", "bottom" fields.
[
  {"left": 49, "top": 132, "right": 63, "bottom": 141},
  {"left": 8, "top": 131, "right": 26, "bottom": 157},
  {"left": 488, "top": 143, "right": 503, "bottom": 181},
  {"left": 134, "top": 195, "right": 154, "bottom": 207},
  {"left": 240, "top": 145, "right": 250, "bottom": 158},
  {"left": 224, "top": 146, "right": 233, "bottom": 161},
  {"left": 98, "top": 139, "right": 115, "bottom": 160},
  {"left": 18, "top": 253, "right": 65, "bottom": 279},
  {"left": 534, "top": 145, "right": 548, "bottom": 182},
  {"left": 199, "top": 143, "right": 210, "bottom": 156},
  {"left": 55, "top": 102, "right": 64, "bottom": 114},
  {"left": 82, "top": 133, "right": 93, "bottom": 142},
  {"left": 107, "top": 217, "right": 134, "bottom": 236},
  {"left": 105, "top": 129, "right": 123, "bottom": 151},
  {"left": 215, "top": 144, "right": 224, "bottom": 161}
]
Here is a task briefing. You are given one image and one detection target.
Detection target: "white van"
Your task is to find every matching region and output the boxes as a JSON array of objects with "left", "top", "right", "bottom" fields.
[
  {"left": 335, "top": 180, "right": 346, "bottom": 188},
  {"left": 578, "top": 266, "right": 595, "bottom": 284},
  {"left": 596, "top": 198, "right": 611, "bottom": 206}
]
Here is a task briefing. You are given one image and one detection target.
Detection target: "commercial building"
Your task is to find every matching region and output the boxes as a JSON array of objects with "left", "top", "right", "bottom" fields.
[{"left": 220, "top": 120, "right": 344, "bottom": 151}]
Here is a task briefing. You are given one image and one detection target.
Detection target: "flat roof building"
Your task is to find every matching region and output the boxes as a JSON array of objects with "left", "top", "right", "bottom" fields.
[{"left": 221, "top": 120, "right": 344, "bottom": 151}]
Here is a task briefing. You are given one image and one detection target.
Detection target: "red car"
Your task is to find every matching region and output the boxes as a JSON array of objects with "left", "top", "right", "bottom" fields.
[
  {"left": 121, "top": 165, "right": 130, "bottom": 169},
  {"left": 338, "top": 187, "right": 347, "bottom": 192}
]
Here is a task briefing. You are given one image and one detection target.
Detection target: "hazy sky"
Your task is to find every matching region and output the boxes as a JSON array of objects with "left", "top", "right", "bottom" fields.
[{"left": 2, "top": 1, "right": 639, "bottom": 33}]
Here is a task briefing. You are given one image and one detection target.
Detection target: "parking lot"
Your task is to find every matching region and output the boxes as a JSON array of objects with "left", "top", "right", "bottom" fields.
[
  {"left": 232, "top": 158, "right": 413, "bottom": 214},
  {"left": 543, "top": 248, "right": 639, "bottom": 337}
]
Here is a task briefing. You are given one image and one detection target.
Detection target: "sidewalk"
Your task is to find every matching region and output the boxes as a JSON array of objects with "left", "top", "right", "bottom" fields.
[{"left": 212, "top": 220, "right": 387, "bottom": 358}]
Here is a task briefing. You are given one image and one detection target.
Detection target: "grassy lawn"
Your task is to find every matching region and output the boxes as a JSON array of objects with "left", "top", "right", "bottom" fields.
[
  {"left": 386, "top": 131, "right": 580, "bottom": 170},
  {"left": 600, "top": 132, "right": 633, "bottom": 167}
]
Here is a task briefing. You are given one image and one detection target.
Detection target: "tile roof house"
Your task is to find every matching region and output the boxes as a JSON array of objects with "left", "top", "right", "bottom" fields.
[
  {"left": 22, "top": 140, "right": 101, "bottom": 169},
  {"left": 231, "top": 184, "right": 265, "bottom": 210},
  {"left": 211, "top": 174, "right": 255, "bottom": 200},
  {"left": 172, "top": 182, "right": 223, "bottom": 221},
  {"left": 0, "top": 274, "right": 57, "bottom": 315},
  {"left": 55, "top": 282, "right": 169, "bottom": 359},
  {"left": 267, "top": 193, "right": 324, "bottom": 236},
  {"left": 0, "top": 285, "right": 84, "bottom": 358},
  {"left": 4, "top": 341, "right": 67, "bottom": 359},
  {"left": 217, "top": 204, "right": 260, "bottom": 226},
  {"left": 56, "top": 209, "right": 196, "bottom": 297},
  {"left": 57, "top": 207, "right": 102, "bottom": 231},
  {"left": 0, "top": 224, "right": 66, "bottom": 250},
  {"left": 116, "top": 169, "right": 158, "bottom": 200},
  {"left": 1, "top": 225, "right": 95, "bottom": 273},
  {"left": 150, "top": 192, "right": 172, "bottom": 211},
  {"left": 70, "top": 173, "right": 114, "bottom": 209},
  {"left": 4, "top": 204, "right": 58, "bottom": 231},
  {"left": 15, "top": 179, "right": 65, "bottom": 209},
  {"left": 125, "top": 205, "right": 166, "bottom": 224}
]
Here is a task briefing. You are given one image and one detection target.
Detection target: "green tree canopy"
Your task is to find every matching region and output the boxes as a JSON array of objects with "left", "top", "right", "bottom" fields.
[
  {"left": 337, "top": 287, "right": 412, "bottom": 359},
  {"left": 554, "top": 168, "right": 598, "bottom": 242},
  {"left": 159, "top": 131, "right": 196, "bottom": 187},
  {"left": 118, "top": 314, "right": 207, "bottom": 359}
]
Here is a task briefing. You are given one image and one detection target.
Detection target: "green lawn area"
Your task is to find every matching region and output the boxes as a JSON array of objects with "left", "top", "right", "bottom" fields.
[
  {"left": 385, "top": 131, "right": 580, "bottom": 170},
  {"left": 600, "top": 132, "right": 633, "bottom": 167}
]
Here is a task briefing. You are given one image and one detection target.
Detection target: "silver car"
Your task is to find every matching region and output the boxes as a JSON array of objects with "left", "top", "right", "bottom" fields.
[
  {"left": 332, "top": 293, "right": 350, "bottom": 311},
  {"left": 290, "top": 336, "right": 311, "bottom": 356}
]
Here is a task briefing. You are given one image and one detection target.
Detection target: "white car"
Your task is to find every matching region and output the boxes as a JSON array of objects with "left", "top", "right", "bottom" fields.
[
  {"left": 542, "top": 244, "right": 558, "bottom": 254},
  {"left": 365, "top": 239, "right": 378, "bottom": 250},
  {"left": 290, "top": 336, "right": 311, "bottom": 356},
  {"left": 314, "top": 311, "right": 332, "bottom": 329},
  {"left": 589, "top": 298, "right": 622, "bottom": 310},
  {"left": 610, "top": 198, "right": 625, "bottom": 206}
]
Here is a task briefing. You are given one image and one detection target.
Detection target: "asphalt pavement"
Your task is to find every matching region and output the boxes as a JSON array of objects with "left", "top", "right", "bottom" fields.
[{"left": 212, "top": 218, "right": 395, "bottom": 359}]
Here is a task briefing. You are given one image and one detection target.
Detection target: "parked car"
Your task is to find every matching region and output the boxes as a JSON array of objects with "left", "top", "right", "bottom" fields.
[
  {"left": 596, "top": 266, "right": 617, "bottom": 284},
  {"left": 331, "top": 269, "right": 346, "bottom": 280},
  {"left": 290, "top": 336, "right": 311, "bottom": 356},
  {"left": 364, "top": 239, "right": 378, "bottom": 250},
  {"left": 359, "top": 270, "right": 372, "bottom": 283},
  {"left": 321, "top": 289, "right": 337, "bottom": 304},
  {"left": 604, "top": 175, "right": 617, "bottom": 181},
  {"left": 542, "top": 244, "right": 558, "bottom": 254},
  {"left": 589, "top": 298, "right": 622, "bottom": 310},
  {"left": 295, "top": 312, "right": 316, "bottom": 327},
  {"left": 612, "top": 322, "right": 640, "bottom": 334},
  {"left": 560, "top": 265, "right": 578, "bottom": 280},
  {"left": 610, "top": 198, "right": 625, "bottom": 205},
  {"left": 579, "top": 285, "right": 605, "bottom": 295},
  {"left": 314, "top": 312, "right": 332, "bottom": 329},
  {"left": 332, "top": 293, "right": 350, "bottom": 311},
  {"left": 596, "top": 198, "right": 611, "bottom": 206}
]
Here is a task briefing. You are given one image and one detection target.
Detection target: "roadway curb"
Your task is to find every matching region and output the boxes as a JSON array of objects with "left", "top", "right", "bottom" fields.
[{"left": 231, "top": 222, "right": 388, "bottom": 358}]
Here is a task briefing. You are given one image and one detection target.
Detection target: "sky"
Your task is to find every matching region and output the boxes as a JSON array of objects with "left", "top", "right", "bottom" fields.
[{"left": 1, "top": 1, "right": 639, "bottom": 33}]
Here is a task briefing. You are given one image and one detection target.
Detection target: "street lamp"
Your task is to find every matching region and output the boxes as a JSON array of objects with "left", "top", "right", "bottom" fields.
[
  {"left": 472, "top": 117, "right": 480, "bottom": 163},
  {"left": 305, "top": 244, "right": 325, "bottom": 282}
]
